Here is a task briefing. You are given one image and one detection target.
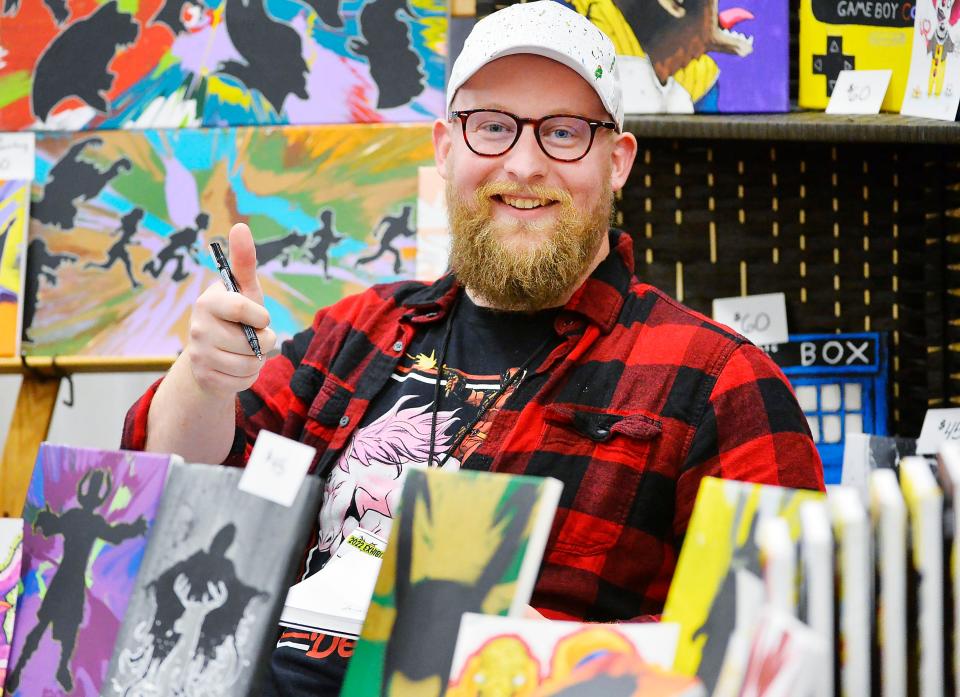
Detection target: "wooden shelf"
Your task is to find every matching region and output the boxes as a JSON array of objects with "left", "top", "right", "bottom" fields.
[
  {"left": 0, "top": 355, "right": 174, "bottom": 376},
  {"left": 623, "top": 111, "right": 960, "bottom": 145}
]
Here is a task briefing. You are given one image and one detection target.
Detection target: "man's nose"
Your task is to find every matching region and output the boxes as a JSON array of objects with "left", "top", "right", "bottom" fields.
[{"left": 501, "top": 123, "right": 548, "bottom": 182}]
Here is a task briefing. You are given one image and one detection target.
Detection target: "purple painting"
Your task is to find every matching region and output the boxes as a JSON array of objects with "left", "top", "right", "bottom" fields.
[
  {"left": 709, "top": 0, "right": 790, "bottom": 112},
  {"left": 0, "top": 518, "right": 24, "bottom": 690},
  {"left": 4, "top": 444, "right": 172, "bottom": 697}
]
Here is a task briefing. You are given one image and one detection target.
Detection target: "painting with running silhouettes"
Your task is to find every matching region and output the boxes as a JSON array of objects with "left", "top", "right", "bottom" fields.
[
  {"left": 23, "top": 124, "right": 433, "bottom": 357},
  {"left": 102, "top": 462, "right": 322, "bottom": 697},
  {"left": 0, "top": 0, "right": 446, "bottom": 130},
  {"left": 4, "top": 444, "right": 174, "bottom": 697}
]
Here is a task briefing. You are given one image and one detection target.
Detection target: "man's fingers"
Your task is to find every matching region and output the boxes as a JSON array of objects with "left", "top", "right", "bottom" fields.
[
  {"left": 227, "top": 223, "right": 264, "bottom": 305},
  {"left": 214, "top": 290, "right": 271, "bottom": 329}
]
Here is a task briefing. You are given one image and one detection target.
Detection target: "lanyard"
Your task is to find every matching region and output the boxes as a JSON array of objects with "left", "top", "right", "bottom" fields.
[{"left": 426, "top": 291, "right": 556, "bottom": 469}]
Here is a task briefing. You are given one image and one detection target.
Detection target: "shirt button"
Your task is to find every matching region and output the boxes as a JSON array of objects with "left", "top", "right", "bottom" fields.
[
  {"left": 393, "top": 341, "right": 404, "bottom": 352},
  {"left": 339, "top": 416, "right": 350, "bottom": 427}
]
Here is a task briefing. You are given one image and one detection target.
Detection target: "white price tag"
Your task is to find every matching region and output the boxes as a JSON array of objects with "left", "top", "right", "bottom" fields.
[
  {"left": 825, "top": 70, "right": 892, "bottom": 115},
  {"left": 712, "top": 292, "right": 789, "bottom": 346},
  {"left": 238, "top": 430, "right": 315, "bottom": 506},
  {"left": 917, "top": 408, "right": 960, "bottom": 455},
  {"left": 0, "top": 133, "right": 35, "bottom": 180}
]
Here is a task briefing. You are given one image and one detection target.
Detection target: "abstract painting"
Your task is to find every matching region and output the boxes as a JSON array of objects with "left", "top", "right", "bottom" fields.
[
  {"left": 0, "top": 0, "right": 446, "bottom": 130},
  {"left": 0, "top": 518, "right": 24, "bottom": 692},
  {"left": 24, "top": 124, "right": 433, "bottom": 356},
  {"left": 5, "top": 444, "right": 173, "bottom": 697},
  {"left": 0, "top": 179, "right": 29, "bottom": 357}
]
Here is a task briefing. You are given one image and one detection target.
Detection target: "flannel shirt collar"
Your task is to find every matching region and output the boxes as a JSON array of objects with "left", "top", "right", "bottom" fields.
[{"left": 402, "top": 229, "right": 634, "bottom": 334}]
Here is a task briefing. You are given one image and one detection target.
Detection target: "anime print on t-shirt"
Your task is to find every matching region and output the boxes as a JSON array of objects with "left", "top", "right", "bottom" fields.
[{"left": 311, "top": 350, "right": 526, "bottom": 568}]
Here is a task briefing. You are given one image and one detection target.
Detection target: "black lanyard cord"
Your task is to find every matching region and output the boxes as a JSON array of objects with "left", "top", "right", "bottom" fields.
[{"left": 426, "top": 292, "right": 556, "bottom": 469}]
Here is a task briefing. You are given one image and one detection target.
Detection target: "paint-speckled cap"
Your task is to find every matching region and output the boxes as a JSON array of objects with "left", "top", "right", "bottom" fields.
[{"left": 447, "top": 0, "right": 623, "bottom": 130}]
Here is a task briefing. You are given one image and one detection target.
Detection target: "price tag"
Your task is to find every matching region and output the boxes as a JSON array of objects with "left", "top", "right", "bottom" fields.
[
  {"left": 238, "top": 430, "right": 316, "bottom": 506},
  {"left": 0, "top": 133, "right": 35, "bottom": 180},
  {"left": 712, "top": 292, "right": 789, "bottom": 346},
  {"left": 825, "top": 70, "right": 892, "bottom": 115},
  {"left": 917, "top": 408, "right": 960, "bottom": 455}
]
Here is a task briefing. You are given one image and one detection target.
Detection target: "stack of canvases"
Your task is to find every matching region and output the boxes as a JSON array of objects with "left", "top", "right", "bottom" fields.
[
  {"left": 659, "top": 441, "right": 960, "bottom": 697},
  {"left": 0, "top": 0, "right": 446, "bottom": 360},
  {"left": 0, "top": 442, "right": 711, "bottom": 697}
]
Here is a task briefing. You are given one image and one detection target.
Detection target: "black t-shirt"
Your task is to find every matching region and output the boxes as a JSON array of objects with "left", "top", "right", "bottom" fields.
[{"left": 264, "top": 293, "right": 560, "bottom": 697}]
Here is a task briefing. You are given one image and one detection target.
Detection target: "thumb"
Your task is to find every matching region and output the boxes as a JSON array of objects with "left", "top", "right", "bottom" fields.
[{"left": 227, "top": 223, "right": 264, "bottom": 305}]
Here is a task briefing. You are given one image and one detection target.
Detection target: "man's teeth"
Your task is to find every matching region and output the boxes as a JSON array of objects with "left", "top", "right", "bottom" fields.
[{"left": 501, "top": 195, "right": 549, "bottom": 209}]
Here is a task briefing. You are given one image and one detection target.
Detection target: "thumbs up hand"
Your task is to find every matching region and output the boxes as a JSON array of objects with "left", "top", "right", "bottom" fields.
[{"left": 186, "top": 223, "right": 277, "bottom": 397}]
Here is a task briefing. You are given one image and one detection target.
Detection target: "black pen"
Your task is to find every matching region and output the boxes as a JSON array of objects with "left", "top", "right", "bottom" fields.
[{"left": 209, "top": 242, "right": 263, "bottom": 361}]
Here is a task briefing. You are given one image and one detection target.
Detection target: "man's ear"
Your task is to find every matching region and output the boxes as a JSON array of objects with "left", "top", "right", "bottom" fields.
[
  {"left": 608, "top": 131, "right": 638, "bottom": 192},
  {"left": 433, "top": 119, "right": 452, "bottom": 179}
]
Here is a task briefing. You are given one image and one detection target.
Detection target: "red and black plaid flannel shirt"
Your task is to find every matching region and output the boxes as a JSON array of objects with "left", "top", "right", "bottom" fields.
[{"left": 123, "top": 230, "right": 824, "bottom": 622}]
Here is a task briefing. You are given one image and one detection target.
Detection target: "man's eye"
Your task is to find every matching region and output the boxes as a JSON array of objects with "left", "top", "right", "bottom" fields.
[{"left": 480, "top": 122, "right": 511, "bottom": 134}]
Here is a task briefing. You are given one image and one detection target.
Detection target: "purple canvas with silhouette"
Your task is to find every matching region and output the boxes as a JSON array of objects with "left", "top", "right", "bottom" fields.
[{"left": 4, "top": 444, "right": 172, "bottom": 697}]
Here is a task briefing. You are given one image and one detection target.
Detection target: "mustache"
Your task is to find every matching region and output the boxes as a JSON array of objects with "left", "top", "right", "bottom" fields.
[{"left": 472, "top": 181, "right": 574, "bottom": 207}]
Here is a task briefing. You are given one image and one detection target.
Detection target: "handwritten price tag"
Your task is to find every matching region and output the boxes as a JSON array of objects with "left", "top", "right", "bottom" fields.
[
  {"left": 0, "top": 133, "right": 35, "bottom": 181},
  {"left": 826, "top": 70, "right": 891, "bottom": 115},
  {"left": 917, "top": 408, "right": 960, "bottom": 455},
  {"left": 712, "top": 292, "right": 789, "bottom": 346},
  {"left": 238, "top": 430, "right": 316, "bottom": 506}
]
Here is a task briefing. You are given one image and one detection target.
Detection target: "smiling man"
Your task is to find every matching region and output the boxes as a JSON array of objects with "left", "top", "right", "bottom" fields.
[{"left": 123, "top": 2, "right": 824, "bottom": 694}]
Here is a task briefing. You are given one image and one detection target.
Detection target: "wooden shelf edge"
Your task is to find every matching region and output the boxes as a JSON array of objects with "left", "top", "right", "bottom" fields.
[
  {"left": 0, "top": 356, "right": 175, "bottom": 375},
  {"left": 623, "top": 111, "right": 960, "bottom": 145}
]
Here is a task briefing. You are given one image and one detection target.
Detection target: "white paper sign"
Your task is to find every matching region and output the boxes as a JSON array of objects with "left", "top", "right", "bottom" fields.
[
  {"left": 238, "top": 430, "right": 316, "bottom": 506},
  {"left": 826, "top": 70, "right": 892, "bottom": 115},
  {"left": 0, "top": 133, "right": 35, "bottom": 180},
  {"left": 712, "top": 292, "right": 789, "bottom": 346},
  {"left": 917, "top": 408, "right": 960, "bottom": 455}
]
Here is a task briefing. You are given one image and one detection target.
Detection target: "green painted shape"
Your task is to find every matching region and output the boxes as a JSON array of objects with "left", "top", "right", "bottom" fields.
[{"left": 0, "top": 71, "right": 31, "bottom": 110}]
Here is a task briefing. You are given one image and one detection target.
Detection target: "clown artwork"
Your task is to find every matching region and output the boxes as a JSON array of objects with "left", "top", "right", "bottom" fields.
[{"left": 901, "top": 0, "right": 960, "bottom": 118}]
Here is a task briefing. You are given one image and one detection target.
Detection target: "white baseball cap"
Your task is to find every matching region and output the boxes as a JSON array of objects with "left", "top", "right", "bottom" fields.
[{"left": 446, "top": 0, "right": 623, "bottom": 131}]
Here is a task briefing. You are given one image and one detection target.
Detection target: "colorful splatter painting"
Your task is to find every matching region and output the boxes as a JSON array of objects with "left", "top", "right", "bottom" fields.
[
  {"left": 23, "top": 124, "right": 433, "bottom": 357},
  {"left": 0, "top": 0, "right": 446, "bottom": 130},
  {"left": 0, "top": 518, "right": 24, "bottom": 692},
  {"left": 5, "top": 443, "right": 174, "bottom": 697},
  {"left": 0, "top": 179, "right": 29, "bottom": 356}
]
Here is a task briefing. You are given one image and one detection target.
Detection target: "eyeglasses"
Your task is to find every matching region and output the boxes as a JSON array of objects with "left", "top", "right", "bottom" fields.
[{"left": 449, "top": 109, "right": 618, "bottom": 162}]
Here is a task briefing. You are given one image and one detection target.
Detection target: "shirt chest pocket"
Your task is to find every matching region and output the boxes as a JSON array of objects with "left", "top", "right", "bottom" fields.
[{"left": 536, "top": 405, "right": 663, "bottom": 555}]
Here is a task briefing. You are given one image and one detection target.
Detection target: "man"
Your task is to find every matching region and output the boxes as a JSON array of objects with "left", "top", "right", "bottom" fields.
[{"left": 123, "top": 2, "right": 823, "bottom": 694}]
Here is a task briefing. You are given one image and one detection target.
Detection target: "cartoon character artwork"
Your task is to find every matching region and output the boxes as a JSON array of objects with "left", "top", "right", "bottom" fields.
[
  {"left": 25, "top": 125, "right": 432, "bottom": 357},
  {"left": 563, "top": 0, "right": 786, "bottom": 113},
  {"left": 341, "top": 467, "right": 562, "bottom": 697},
  {"left": 5, "top": 444, "right": 172, "bottom": 697},
  {"left": 102, "top": 461, "right": 323, "bottom": 697},
  {"left": 446, "top": 613, "right": 684, "bottom": 696},
  {"left": 108, "top": 524, "right": 267, "bottom": 696},
  {"left": 315, "top": 395, "right": 460, "bottom": 559},
  {"left": 901, "top": 0, "right": 960, "bottom": 118},
  {"left": 0, "top": 0, "right": 446, "bottom": 129},
  {"left": 0, "top": 519, "right": 24, "bottom": 690}
]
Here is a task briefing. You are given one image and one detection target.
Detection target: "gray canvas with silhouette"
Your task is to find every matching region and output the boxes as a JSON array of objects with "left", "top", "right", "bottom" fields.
[{"left": 103, "top": 462, "right": 321, "bottom": 697}]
